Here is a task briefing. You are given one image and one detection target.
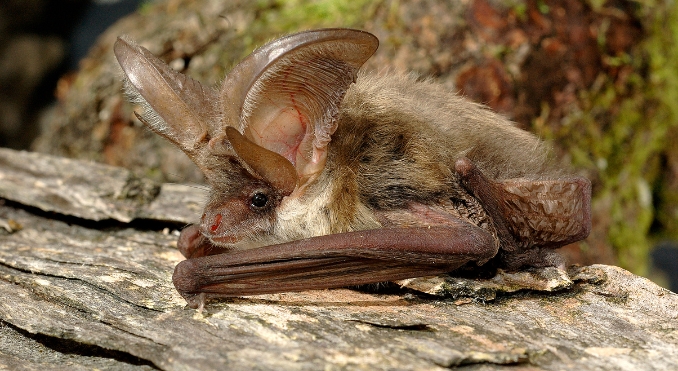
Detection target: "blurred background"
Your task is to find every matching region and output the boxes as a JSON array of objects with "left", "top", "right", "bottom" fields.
[
  {"left": 0, "top": 0, "right": 676, "bottom": 291},
  {"left": 0, "top": 0, "right": 141, "bottom": 149}
]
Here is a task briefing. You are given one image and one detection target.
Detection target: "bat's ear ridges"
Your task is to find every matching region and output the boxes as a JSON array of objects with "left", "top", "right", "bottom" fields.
[{"left": 221, "top": 29, "right": 379, "bottom": 195}]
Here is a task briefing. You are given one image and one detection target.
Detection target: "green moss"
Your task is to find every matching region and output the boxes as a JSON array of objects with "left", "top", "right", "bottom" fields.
[
  {"left": 138, "top": 0, "right": 155, "bottom": 15},
  {"left": 646, "top": 2, "right": 678, "bottom": 242},
  {"left": 248, "top": 0, "right": 376, "bottom": 44},
  {"left": 536, "top": 0, "right": 550, "bottom": 14},
  {"left": 209, "top": 0, "right": 378, "bottom": 72},
  {"left": 540, "top": 1, "right": 678, "bottom": 275}
]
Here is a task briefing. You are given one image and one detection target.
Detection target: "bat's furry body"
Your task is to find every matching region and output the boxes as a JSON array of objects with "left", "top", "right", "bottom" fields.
[
  {"left": 114, "top": 29, "right": 590, "bottom": 307},
  {"left": 272, "top": 72, "right": 550, "bottom": 244}
]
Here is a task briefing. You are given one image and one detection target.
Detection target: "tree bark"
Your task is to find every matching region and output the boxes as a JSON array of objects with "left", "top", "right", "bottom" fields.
[{"left": 0, "top": 148, "right": 676, "bottom": 370}]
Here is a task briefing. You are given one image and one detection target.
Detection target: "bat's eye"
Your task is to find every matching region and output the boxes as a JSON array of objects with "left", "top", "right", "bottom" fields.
[{"left": 250, "top": 192, "right": 269, "bottom": 209}]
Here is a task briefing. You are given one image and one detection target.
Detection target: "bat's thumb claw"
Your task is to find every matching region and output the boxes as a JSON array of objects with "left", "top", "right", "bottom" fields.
[
  {"left": 454, "top": 157, "right": 492, "bottom": 196},
  {"left": 454, "top": 157, "right": 476, "bottom": 177}
]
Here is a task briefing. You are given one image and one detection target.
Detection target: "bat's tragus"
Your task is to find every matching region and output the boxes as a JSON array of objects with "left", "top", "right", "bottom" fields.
[{"left": 114, "top": 28, "right": 591, "bottom": 309}]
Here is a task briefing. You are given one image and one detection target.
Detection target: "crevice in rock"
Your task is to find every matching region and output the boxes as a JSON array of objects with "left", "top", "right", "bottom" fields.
[{"left": 0, "top": 319, "right": 159, "bottom": 369}]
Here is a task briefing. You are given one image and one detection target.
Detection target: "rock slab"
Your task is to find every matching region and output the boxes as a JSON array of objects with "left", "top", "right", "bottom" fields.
[{"left": 0, "top": 149, "right": 676, "bottom": 370}]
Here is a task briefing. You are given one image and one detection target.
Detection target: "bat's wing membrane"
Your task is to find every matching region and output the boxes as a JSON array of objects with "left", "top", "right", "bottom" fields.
[
  {"left": 455, "top": 158, "right": 592, "bottom": 251},
  {"left": 498, "top": 178, "right": 591, "bottom": 248}
]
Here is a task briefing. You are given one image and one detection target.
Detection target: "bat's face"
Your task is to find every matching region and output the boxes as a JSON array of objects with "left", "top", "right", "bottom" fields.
[
  {"left": 199, "top": 162, "right": 278, "bottom": 247},
  {"left": 114, "top": 29, "right": 378, "bottom": 250}
]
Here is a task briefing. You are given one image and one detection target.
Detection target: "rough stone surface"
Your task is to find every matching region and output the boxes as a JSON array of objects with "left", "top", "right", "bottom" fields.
[
  {"left": 0, "top": 149, "right": 676, "bottom": 370},
  {"left": 0, "top": 148, "right": 206, "bottom": 223}
]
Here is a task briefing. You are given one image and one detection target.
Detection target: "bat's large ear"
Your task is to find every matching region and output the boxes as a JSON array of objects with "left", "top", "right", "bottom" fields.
[
  {"left": 221, "top": 29, "right": 378, "bottom": 193},
  {"left": 113, "top": 37, "right": 218, "bottom": 158}
]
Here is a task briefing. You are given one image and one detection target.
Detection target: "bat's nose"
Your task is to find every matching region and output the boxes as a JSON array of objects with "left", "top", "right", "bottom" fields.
[{"left": 200, "top": 213, "right": 223, "bottom": 234}]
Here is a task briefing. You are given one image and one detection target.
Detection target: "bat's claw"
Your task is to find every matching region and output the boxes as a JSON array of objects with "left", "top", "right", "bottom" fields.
[
  {"left": 453, "top": 157, "right": 476, "bottom": 178},
  {"left": 180, "top": 291, "right": 206, "bottom": 310}
]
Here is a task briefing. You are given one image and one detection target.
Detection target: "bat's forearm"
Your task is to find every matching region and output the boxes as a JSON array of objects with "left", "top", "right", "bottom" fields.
[{"left": 173, "top": 225, "right": 497, "bottom": 308}]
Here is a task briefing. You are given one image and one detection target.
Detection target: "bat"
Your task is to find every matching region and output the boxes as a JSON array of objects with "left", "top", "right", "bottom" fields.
[{"left": 114, "top": 28, "right": 591, "bottom": 309}]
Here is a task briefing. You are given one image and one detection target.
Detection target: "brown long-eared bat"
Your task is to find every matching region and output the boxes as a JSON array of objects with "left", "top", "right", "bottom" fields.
[{"left": 114, "top": 28, "right": 591, "bottom": 309}]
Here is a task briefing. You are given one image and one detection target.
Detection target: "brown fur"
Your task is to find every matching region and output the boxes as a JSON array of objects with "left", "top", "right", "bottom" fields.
[{"left": 315, "top": 72, "right": 553, "bottom": 234}]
